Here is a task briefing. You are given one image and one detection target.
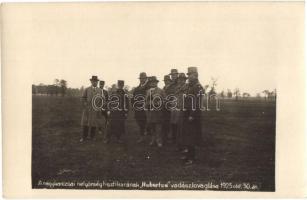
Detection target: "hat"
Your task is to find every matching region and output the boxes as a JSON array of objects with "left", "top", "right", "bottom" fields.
[
  {"left": 163, "top": 75, "right": 171, "bottom": 82},
  {"left": 138, "top": 72, "right": 147, "bottom": 79},
  {"left": 99, "top": 80, "right": 105, "bottom": 85},
  {"left": 149, "top": 76, "right": 159, "bottom": 83},
  {"left": 169, "top": 69, "right": 179, "bottom": 75},
  {"left": 178, "top": 73, "right": 187, "bottom": 80},
  {"left": 117, "top": 80, "right": 125, "bottom": 85},
  {"left": 90, "top": 75, "right": 99, "bottom": 81},
  {"left": 187, "top": 67, "right": 198, "bottom": 75}
]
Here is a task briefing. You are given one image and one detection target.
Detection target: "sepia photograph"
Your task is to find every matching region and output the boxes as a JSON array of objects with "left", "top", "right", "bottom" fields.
[
  {"left": 2, "top": 2, "right": 304, "bottom": 196},
  {"left": 28, "top": 2, "right": 281, "bottom": 191}
]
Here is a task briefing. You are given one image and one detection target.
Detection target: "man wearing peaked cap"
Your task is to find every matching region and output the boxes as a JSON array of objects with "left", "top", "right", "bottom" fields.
[
  {"left": 132, "top": 72, "right": 150, "bottom": 144},
  {"left": 80, "top": 75, "right": 103, "bottom": 142},
  {"left": 106, "top": 80, "right": 129, "bottom": 144},
  {"left": 169, "top": 69, "right": 179, "bottom": 75},
  {"left": 168, "top": 69, "right": 180, "bottom": 144}
]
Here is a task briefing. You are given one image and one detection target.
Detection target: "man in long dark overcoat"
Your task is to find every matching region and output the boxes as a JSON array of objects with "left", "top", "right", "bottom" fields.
[
  {"left": 106, "top": 80, "right": 129, "bottom": 143},
  {"left": 181, "top": 67, "right": 204, "bottom": 165},
  {"left": 132, "top": 72, "right": 150, "bottom": 143}
]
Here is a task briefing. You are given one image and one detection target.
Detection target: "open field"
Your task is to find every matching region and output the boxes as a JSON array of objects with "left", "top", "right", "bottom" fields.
[{"left": 32, "top": 95, "right": 276, "bottom": 191}]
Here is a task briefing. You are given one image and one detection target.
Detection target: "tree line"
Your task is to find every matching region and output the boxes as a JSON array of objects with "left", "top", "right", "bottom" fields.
[{"left": 32, "top": 78, "right": 276, "bottom": 101}]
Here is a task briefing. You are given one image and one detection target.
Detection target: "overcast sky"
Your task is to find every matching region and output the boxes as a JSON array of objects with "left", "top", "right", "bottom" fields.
[{"left": 24, "top": 3, "right": 302, "bottom": 95}]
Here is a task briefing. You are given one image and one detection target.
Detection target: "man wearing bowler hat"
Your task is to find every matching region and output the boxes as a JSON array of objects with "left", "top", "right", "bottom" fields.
[
  {"left": 181, "top": 67, "right": 204, "bottom": 165},
  {"left": 80, "top": 75, "right": 103, "bottom": 142},
  {"left": 132, "top": 72, "right": 150, "bottom": 143},
  {"left": 106, "top": 80, "right": 129, "bottom": 143}
]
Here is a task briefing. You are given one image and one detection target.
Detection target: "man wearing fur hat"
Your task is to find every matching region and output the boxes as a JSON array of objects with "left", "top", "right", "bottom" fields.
[
  {"left": 173, "top": 73, "right": 188, "bottom": 150},
  {"left": 181, "top": 67, "right": 204, "bottom": 165},
  {"left": 80, "top": 75, "right": 103, "bottom": 142}
]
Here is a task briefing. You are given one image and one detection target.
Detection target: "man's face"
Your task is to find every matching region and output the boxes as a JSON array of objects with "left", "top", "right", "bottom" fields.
[
  {"left": 164, "top": 80, "right": 171, "bottom": 86},
  {"left": 178, "top": 78, "right": 186, "bottom": 84},
  {"left": 91, "top": 80, "right": 98, "bottom": 87},
  {"left": 151, "top": 81, "right": 158, "bottom": 88},
  {"left": 118, "top": 84, "right": 124, "bottom": 89},
  {"left": 171, "top": 73, "right": 178, "bottom": 80},
  {"left": 188, "top": 73, "right": 198, "bottom": 82},
  {"left": 99, "top": 82, "right": 105, "bottom": 89},
  {"left": 140, "top": 77, "right": 147, "bottom": 84}
]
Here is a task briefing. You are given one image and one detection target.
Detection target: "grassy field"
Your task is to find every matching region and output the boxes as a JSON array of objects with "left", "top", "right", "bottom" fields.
[{"left": 32, "top": 95, "right": 276, "bottom": 191}]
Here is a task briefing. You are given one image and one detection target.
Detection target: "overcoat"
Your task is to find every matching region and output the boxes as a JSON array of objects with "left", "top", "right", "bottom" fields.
[
  {"left": 108, "top": 88, "right": 129, "bottom": 136},
  {"left": 80, "top": 86, "right": 103, "bottom": 127},
  {"left": 181, "top": 80, "right": 204, "bottom": 146},
  {"left": 173, "top": 83, "right": 188, "bottom": 145},
  {"left": 132, "top": 80, "right": 150, "bottom": 120},
  {"left": 146, "top": 87, "right": 166, "bottom": 124},
  {"left": 170, "top": 83, "right": 187, "bottom": 124}
]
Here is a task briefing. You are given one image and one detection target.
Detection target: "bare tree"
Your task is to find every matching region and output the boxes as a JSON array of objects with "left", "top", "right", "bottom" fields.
[
  {"left": 220, "top": 90, "right": 225, "bottom": 99},
  {"left": 242, "top": 92, "right": 250, "bottom": 98},
  {"left": 262, "top": 90, "right": 270, "bottom": 101},
  {"left": 60, "top": 79, "right": 67, "bottom": 97},
  {"left": 227, "top": 89, "right": 232, "bottom": 98},
  {"left": 233, "top": 88, "right": 240, "bottom": 101}
]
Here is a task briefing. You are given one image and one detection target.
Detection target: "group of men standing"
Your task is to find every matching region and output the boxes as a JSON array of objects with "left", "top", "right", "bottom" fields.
[{"left": 80, "top": 67, "right": 204, "bottom": 165}]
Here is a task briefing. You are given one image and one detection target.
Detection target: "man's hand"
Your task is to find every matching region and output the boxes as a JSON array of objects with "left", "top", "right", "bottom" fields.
[{"left": 188, "top": 116, "right": 194, "bottom": 121}]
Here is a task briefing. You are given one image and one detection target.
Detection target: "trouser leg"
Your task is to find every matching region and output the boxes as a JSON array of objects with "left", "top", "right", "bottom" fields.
[
  {"left": 171, "top": 124, "right": 178, "bottom": 142},
  {"left": 162, "top": 120, "right": 169, "bottom": 142},
  {"left": 149, "top": 123, "right": 156, "bottom": 145},
  {"left": 82, "top": 126, "right": 89, "bottom": 139},
  {"left": 186, "top": 145, "right": 195, "bottom": 160},
  {"left": 156, "top": 124, "right": 163, "bottom": 146},
  {"left": 90, "top": 127, "right": 96, "bottom": 139},
  {"left": 116, "top": 120, "right": 125, "bottom": 140},
  {"left": 136, "top": 118, "right": 146, "bottom": 136}
]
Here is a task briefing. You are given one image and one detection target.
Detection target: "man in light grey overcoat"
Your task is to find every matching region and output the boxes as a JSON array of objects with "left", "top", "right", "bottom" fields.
[{"left": 80, "top": 75, "right": 103, "bottom": 142}]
